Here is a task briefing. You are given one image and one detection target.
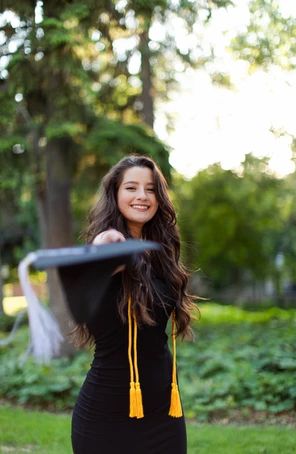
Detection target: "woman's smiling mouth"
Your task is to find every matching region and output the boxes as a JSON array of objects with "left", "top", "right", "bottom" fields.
[{"left": 130, "top": 204, "right": 150, "bottom": 211}]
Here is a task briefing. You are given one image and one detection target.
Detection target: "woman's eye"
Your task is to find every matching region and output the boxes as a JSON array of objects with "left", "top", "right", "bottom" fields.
[{"left": 125, "top": 186, "right": 155, "bottom": 192}]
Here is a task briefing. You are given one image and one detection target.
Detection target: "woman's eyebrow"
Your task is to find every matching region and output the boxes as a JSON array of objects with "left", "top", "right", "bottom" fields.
[
  {"left": 123, "top": 181, "right": 154, "bottom": 186},
  {"left": 123, "top": 181, "right": 139, "bottom": 185}
]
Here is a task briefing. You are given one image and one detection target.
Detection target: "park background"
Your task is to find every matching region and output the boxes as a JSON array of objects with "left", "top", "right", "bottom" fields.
[{"left": 0, "top": 1, "right": 296, "bottom": 453}]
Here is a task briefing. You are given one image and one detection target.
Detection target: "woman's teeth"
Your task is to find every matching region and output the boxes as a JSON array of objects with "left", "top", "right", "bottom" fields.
[{"left": 131, "top": 205, "right": 149, "bottom": 210}]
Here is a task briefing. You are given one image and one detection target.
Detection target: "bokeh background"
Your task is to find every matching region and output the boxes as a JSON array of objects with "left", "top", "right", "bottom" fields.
[{"left": 1, "top": 1, "right": 296, "bottom": 453}]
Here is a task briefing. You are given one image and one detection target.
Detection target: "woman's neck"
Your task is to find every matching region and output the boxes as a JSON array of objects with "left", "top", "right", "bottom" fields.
[{"left": 128, "top": 223, "right": 142, "bottom": 239}]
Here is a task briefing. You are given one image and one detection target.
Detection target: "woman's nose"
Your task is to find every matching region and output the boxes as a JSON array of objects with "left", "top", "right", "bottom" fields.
[{"left": 136, "top": 187, "right": 148, "bottom": 199}]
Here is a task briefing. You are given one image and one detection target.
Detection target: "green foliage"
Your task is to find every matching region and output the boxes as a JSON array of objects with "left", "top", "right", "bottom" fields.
[
  {"left": 85, "top": 118, "right": 169, "bottom": 168},
  {"left": 210, "top": 71, "right": 233, "bottom": 89},
  {"left": 45, "top": 122, "right": 86, "bottom": 140},
  {"left": 1, "top": 355, "right": 85, "bottom": 408},
  {"left": 0, "top": 0, "right": 174, "bottom": 265},
  {"left": 200, "top": 302, "right": 296, "bottom": 324},
  {"left": 0, "top": 327, "right": 91, "bottom": 408},
  {"left": 0, "top": 0, "right": 236, "bottom": 271},
  {"left": 230, "top": 0, "right": 296, "bottom": 70},
  {"left": 174, "top": 155, "right": 286, "bottom": 288},
  {"left": 179, "top": 304, "right": 296, "bottom": 421},
  {"left": 1, "top": 304, "right": 295, "bottom": 423},
  {"left": 279, "top": 173, "right": 296, "bottom": 281},
  {"left": 0, "top": 313, "right": 23, "bottom": 332}
]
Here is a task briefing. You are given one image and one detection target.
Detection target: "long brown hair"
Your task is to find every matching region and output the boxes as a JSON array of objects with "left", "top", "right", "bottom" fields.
[{"left": 72, "top": 155, "right": 197, "bottom": 347}]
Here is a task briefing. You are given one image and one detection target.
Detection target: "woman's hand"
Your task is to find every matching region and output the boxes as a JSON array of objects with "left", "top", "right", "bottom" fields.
[
  {"left": 92, "top": 229, "right": 126, "bottom": 274},
  {"left": 92, "top": 229, "right": 126, "bottom": 245}
]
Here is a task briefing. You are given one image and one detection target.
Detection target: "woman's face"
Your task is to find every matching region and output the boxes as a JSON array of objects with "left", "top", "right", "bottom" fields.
[{"left": 117, "top": 166, "right": 159, "bottom": 237}]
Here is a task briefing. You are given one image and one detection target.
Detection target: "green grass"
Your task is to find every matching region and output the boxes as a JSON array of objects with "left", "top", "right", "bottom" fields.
[
  {"left": 187, "top": 423, "right": 296, "bottom": 454},
  {"left": 0, "top": 405, "right": 71, "bottom": 454},
  {"left": 0, "top": 405, "right": 295, "bottom": 454}
]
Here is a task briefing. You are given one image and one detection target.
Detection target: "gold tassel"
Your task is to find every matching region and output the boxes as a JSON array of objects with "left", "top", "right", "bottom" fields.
[
  {"left": 169, "top": 382, "right": 183, "bottom": 417},
  {"left": 169, "top": 310, "right": 183, "bottom": 418},
  {"left": 129, "top": 381, "right": 137, "bottom": 417},
  {"left": 135, "top": 382, "right": 144, "bottom": 418}
]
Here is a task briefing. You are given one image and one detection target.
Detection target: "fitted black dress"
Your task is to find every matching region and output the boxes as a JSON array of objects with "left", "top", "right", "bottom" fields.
[{"left": 71, "top": 272, "right": 187, "bottom": 454}]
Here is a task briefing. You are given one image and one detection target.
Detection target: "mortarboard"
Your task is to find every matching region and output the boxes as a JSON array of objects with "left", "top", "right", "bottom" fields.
[
  {"left": 32, "top": 240, "right": 160, "bottom": 324},
  {"left": 18, "top": 240, "right": 160, "bottom": 363}
]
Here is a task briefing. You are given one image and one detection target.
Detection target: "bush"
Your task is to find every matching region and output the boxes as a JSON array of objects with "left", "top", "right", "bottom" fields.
[
  {"left": 0, "top": 303, "right": 296, "bottom": 422},
  {"left": 0, "top": 314, "right": 17, "bottom": 332},
  {"left": 0, "top": 326, "right": 92, "bottom": 409},
  {"left": 0, "top": 311, "right": 28, "bottom": 332},
  {"left": 179, "top": 303, "right": 296, "bottom": 420}
]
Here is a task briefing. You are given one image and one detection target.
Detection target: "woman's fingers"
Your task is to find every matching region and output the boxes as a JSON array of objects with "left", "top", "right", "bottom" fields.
[
  {"left": 92, "top": 229, "right": 126, "bottom": 245},
  {"left": 92, "top": 230, "right": 126, "bottom": 274}
]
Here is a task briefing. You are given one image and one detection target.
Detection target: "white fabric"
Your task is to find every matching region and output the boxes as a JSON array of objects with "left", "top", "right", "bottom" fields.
[{"left": 18, "top": 252, "right": 64, "bottom": 363}]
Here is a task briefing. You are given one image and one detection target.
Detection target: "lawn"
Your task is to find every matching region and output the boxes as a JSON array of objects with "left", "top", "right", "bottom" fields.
[{"left": 0, "top": 405, "right": 295, "bottom": 454}]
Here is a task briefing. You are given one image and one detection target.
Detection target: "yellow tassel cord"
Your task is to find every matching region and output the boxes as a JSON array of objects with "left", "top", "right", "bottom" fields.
[
  {"left": 127, "top": 297, "right": 144, "bottom": 418},
  {"left": 133, "top": 314, "right": 144, "bottom": 417},
  {"left": 169, "top": 311, "right": 183, "bottom": 418}
]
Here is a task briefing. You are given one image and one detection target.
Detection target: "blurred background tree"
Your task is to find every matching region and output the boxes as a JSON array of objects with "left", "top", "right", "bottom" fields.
[
  {"left": 229, "top": 0, "right": 296, "bottom": 304},
  {"left": 174, "top": 154, "right": 288, "bottom": 302},
  {"left": 1, "top": 0, "right": 296, "bottom": 354},
  {"left": 231, "top": 0, "right": 296, "bottom": 71},
  {"left": 0, "top": 0, "right": 170, "bottom": 348},
  {"left": 0, "top": 0, "right": 233, "bottom": 352}
]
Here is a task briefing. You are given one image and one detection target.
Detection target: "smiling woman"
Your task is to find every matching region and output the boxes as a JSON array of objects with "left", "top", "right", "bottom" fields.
[{"left": 70, "top": 155, "right": 196, "bottom": 454}]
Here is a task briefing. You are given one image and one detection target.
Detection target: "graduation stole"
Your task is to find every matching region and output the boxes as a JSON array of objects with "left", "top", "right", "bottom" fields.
[{"left": 127, "top": 297, "right": 183, "bottom": 418}]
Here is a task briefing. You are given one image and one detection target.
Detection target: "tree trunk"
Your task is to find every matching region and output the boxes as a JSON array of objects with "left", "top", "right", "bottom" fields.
[
  {"left": 139, "top": 27, "right": 154, "bottom": 129},
  {"left": 43, "top": 139, "right": 75, "bottom": 356},
  {"left": 36, "top": 184, "right": 48, "bottom": 249}
]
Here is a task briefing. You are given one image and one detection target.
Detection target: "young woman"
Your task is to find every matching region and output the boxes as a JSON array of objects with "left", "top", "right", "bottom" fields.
[{"left": 71, "top": 155, "right": 196, "bottom": 454}]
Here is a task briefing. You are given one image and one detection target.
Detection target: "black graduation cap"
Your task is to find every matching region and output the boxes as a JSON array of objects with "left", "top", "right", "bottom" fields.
[{"left": 31, "top": 240, "right": 160, "bottom": 324}]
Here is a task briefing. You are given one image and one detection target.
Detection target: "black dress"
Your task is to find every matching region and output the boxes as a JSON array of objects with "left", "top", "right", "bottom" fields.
[{"left": 71, "top": 272, "right": 187, "bottom": 454}]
